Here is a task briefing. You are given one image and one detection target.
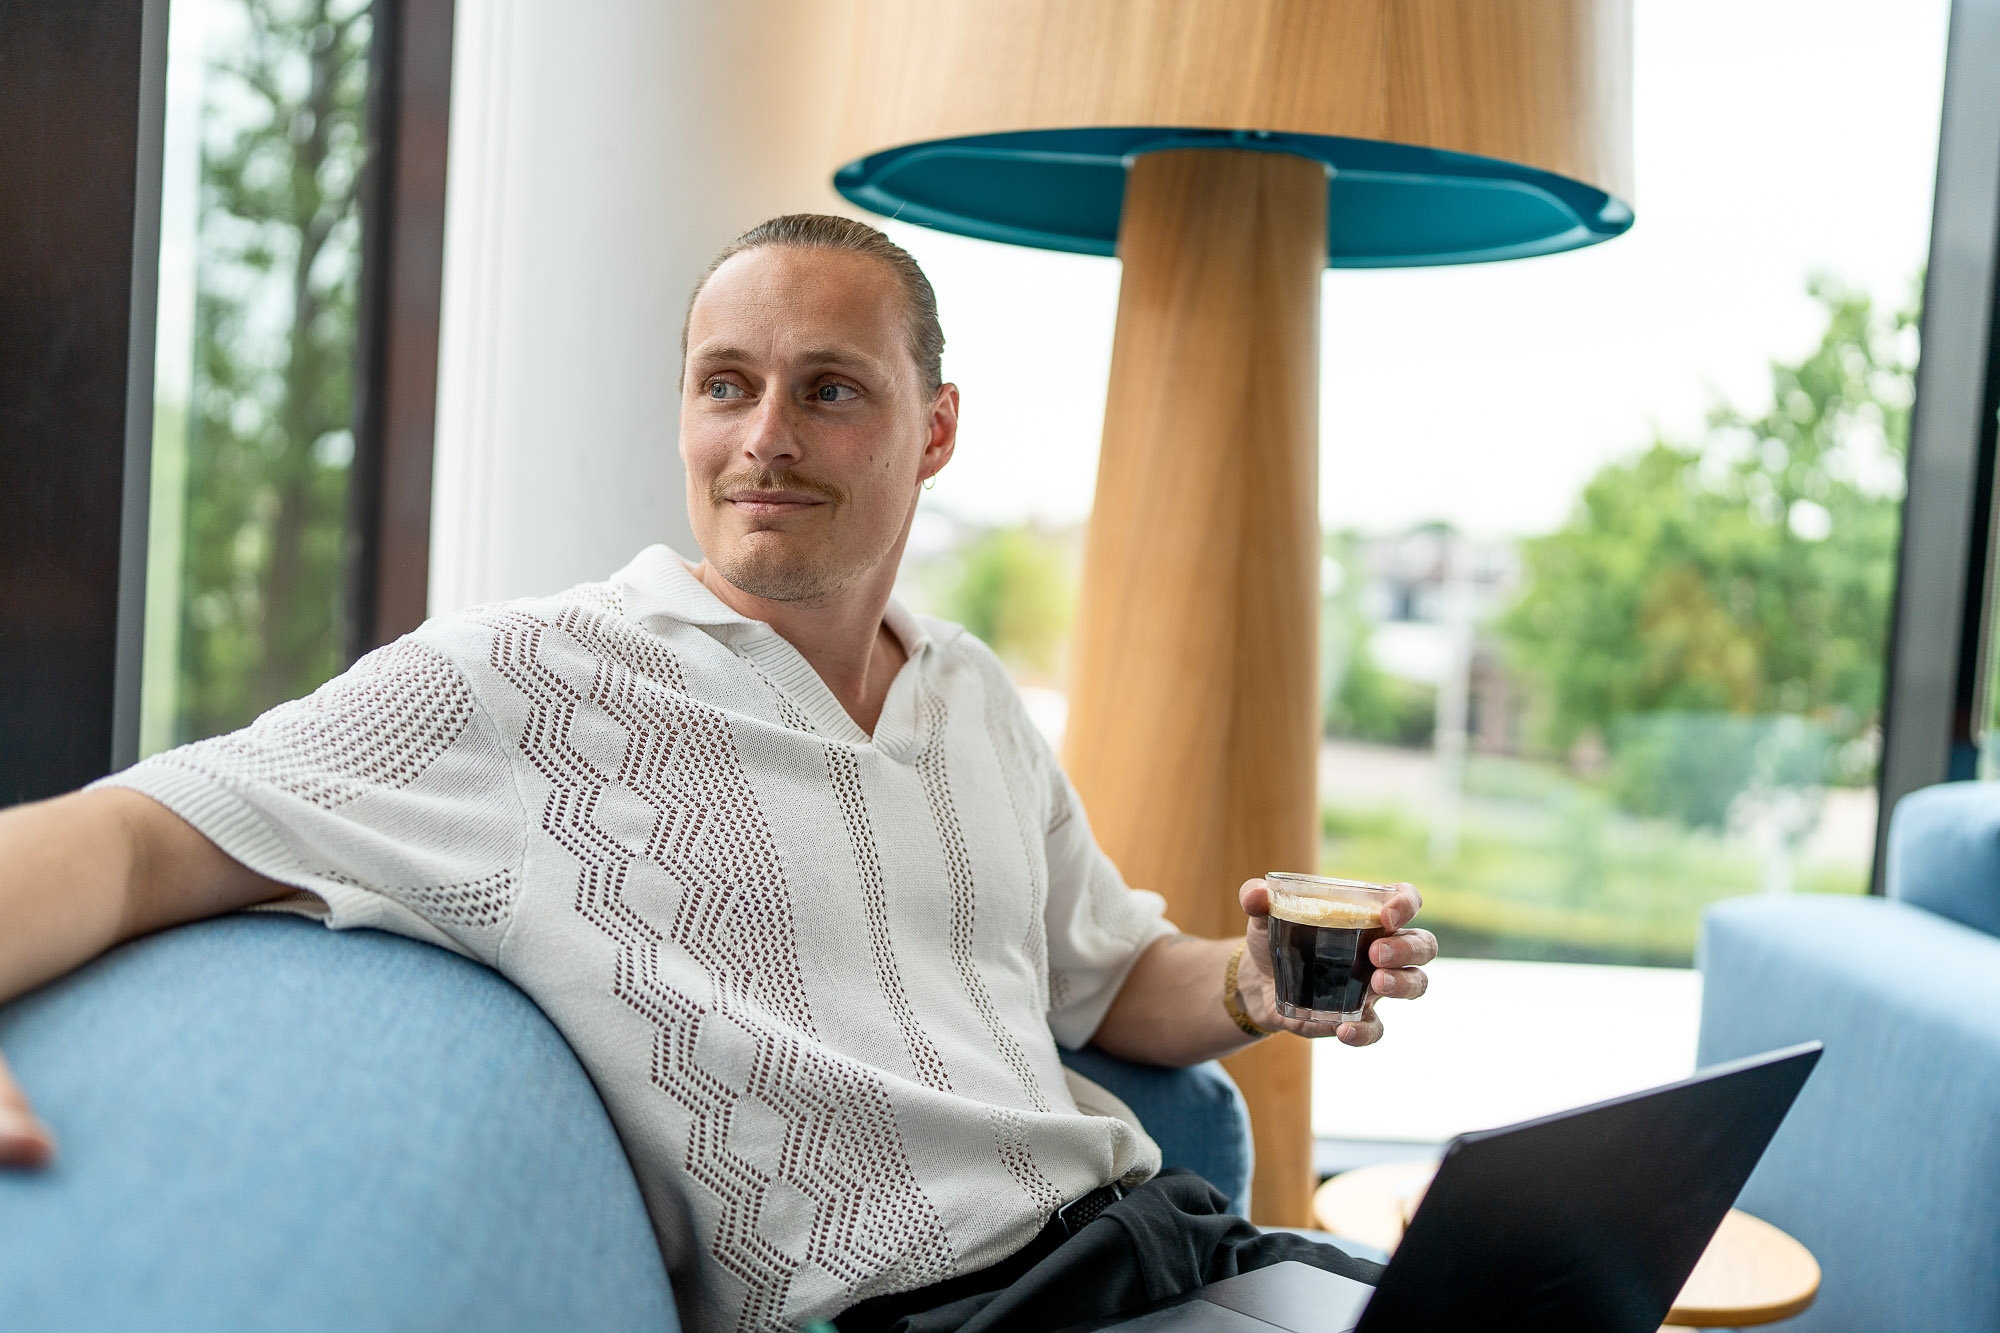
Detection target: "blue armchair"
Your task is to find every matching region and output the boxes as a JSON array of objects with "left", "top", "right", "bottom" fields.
[
  {"left": 0, "top": 914, "right": 1257, "bottom": 1330},
  {"left": 1697, "top": 781, "right": 2000, "bottom": 1333}
]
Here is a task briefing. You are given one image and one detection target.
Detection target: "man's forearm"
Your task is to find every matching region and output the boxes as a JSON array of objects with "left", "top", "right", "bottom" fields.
[
  {"left": 0, "top": 787, "right": 287, "bottom": 1167},
  {"left": 1087, "top": 933, "right": 1264, "bottom": 1067},
  {"left": 0, "top": 790, "right": 147, "bottom": 1005},
  {"left": 0, "top": 787, "right": 280, "bottom": 1006}
]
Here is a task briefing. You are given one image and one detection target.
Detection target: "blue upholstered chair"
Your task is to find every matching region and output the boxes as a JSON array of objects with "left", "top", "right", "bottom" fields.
[
  {"left": 1697, "top": 781, "right": 2000, "bottom": 1333},
  {"left": 0, "top": 914, "right": 1260, "bottom": 1330}
]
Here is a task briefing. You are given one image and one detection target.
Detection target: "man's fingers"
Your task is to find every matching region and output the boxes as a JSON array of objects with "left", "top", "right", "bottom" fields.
[
  {"left": 1237, "top": 878, "right": 1271, "bottom": 917},
  {"left": 0, "top": 1052, "right": 54, "bottom": 1170},
  {"left": 1378, "top": 882, "right": 1424, "bottom": 932},
  {"left": 1335, "top": 1013, "right": 1384, "bottom": 1047},
  {"left": 1371, "top": 928, "right": 1438, "bottom": 970},
  {"left": 1372, "top": 965, "right": 1430, "bottom": 1001}
]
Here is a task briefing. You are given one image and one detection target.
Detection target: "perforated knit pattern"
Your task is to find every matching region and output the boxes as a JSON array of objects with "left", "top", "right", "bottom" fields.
[
  {"left": 321, "top": 869, "right": 515, "bottom": 931},
  {"left": 919, "top": 695, "right": 1053, "bottom": 1118},
  {"left": 159, "top": 640, "right": 474, "bottom": 810},
  {"left": 990, "top": 1105, "right": 1066, "bottom": 1223},
  {"left": 107, "top": 546, "right": 1171, "bottom": 1333},
  {"left": 566, "top": 580, "right": 628, "bottom": 619},
  {"left": 825, "top": 742, "right": 954, "bottom": 1093},
  {"left": 773, "top": 675, "right": 956, "bottom": 1095},
  {"left": 983, "top": 685, "right": 1053, "bottom": 1016},
  {"left": 479, "top": 604, "right": 958, "bottom": 1329}
]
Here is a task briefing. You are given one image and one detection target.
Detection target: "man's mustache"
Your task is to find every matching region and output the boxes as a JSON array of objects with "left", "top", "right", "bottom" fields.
[{"left": 709, "top": 467, "right": 847, "bottom": 506}]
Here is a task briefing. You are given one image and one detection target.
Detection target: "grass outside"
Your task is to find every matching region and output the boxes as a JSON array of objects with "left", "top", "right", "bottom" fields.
[{"left": 1319, "top": 755, "right": 1868, "bottom": 967}]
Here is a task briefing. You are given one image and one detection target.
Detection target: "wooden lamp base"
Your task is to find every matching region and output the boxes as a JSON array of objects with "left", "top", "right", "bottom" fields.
[{"left": 1063, "top": 148, "right": 1328, "bottom": 1226}]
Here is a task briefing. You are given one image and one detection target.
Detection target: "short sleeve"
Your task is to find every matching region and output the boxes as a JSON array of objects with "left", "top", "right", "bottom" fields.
[
  {"left": 1040, "top": 765, "right": 1175, "bottom": 1049},
  {"left": 95, "top": 633, "right": 526, "bottom": 964}
]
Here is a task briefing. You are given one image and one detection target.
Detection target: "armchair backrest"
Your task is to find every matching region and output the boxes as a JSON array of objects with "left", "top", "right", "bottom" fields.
[{"left": 1885, "top": 781, "right": 2000, "bottom": 940}]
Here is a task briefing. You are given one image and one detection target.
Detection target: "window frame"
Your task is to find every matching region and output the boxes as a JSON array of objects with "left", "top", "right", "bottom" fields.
[
  {"left": 346, "top": 0, "right": 456, "bottom": 661},
  {"left": 1874, "top": 0, "right": 2000, "bottom": 889}
]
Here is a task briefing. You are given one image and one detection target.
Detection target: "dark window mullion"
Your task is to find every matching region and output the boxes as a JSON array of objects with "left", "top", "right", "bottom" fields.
[
  {"left": 1873, "top": 0, "right": 2000, "bottom": 888},
  {"left": 346, "top": 0, "right": 454, "bottom": 661}
]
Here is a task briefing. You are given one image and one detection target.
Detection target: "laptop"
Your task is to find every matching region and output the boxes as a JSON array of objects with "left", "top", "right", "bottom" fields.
[{"left": 1078, "top": 1042, "right": 1822, "bottom": 1333}]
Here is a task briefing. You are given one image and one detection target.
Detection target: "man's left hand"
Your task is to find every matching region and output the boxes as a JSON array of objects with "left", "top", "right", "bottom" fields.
[{"left": 1234, "top": 879, "right": 1436, "bottom": 1047}]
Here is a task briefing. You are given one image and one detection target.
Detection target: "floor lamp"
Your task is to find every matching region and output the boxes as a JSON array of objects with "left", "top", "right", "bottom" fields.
[{"left": 833, "top": 0, "right": 1635, "bottom": 1226}]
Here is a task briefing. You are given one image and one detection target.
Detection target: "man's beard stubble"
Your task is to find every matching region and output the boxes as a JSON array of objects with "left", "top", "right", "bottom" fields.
[{"left": 707, "top": 465, "right": 860, "bottom": 605}]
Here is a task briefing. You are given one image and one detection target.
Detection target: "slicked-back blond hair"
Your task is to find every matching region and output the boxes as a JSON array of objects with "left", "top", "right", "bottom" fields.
[{"left": 680, "top": 214, "right": 946, "bottom": 393}]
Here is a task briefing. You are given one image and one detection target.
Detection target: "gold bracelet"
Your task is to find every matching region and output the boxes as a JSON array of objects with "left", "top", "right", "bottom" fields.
[{"left": 1222, "top": 940, "right": 1274, "bottom": 1039}]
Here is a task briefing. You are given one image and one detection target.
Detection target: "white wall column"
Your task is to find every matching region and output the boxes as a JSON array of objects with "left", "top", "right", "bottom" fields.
[{"left": 431, "top": 0, "right": 852, "bottom": 614}]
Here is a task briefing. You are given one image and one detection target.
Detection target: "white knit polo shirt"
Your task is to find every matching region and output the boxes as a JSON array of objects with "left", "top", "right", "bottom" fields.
[{"left": 104, "top": 546, "right": 1174, "bottom": 1333}]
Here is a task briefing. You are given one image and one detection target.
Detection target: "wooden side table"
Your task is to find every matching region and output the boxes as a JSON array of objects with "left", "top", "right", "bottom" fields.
[{"left": 1312, "top": 1162, "right": 1820, "bottom": 1328}]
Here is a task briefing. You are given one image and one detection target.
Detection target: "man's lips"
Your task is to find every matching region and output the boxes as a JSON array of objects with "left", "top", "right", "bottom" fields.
[{"left": 723, "top": 489, "right": 827, "bottom": 515}]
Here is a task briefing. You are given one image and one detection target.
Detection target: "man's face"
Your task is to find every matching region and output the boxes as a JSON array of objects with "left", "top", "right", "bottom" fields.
[{"left": 680, "top": 245, "right": 955, "bottom": 606}]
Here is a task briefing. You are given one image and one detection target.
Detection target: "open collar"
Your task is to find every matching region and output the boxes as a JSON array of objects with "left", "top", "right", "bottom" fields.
[{"left": 608, "top": 545, "right": 935, "bottom": 757}]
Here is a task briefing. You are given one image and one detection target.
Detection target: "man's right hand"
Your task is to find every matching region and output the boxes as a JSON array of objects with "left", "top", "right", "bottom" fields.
[
  {"left": 0, "top": 1051, "right": 53, "bottom": 1167},
  {"left": 0, "top": 787, "right": 290, "bottom": 1171}
]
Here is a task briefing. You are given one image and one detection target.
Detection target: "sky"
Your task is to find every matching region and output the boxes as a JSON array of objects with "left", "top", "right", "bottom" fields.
[{"left": 889, "top": 0, "right": 1952, "bottom": 540}]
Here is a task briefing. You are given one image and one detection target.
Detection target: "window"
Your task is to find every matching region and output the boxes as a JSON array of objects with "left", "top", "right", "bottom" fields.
[{"left": 141, "top": 0, "right": 378, "bottom": 754}]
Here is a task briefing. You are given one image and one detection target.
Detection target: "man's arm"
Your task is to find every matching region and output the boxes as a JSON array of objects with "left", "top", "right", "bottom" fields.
[
  {"left": 1088, "top": 879, "right": 1436, "bottom": 1068},
  {"left": 0, "top": 787, "right": 288, "bottom": 1166}
]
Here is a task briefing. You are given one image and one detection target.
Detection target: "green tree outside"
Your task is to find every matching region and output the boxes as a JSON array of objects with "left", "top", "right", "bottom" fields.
[
  {"left": 173, "top": 0, "right": 374, "bottom": 743},
  {"left": 1322, "top": 280, "right": 1913, "bottom": 962},
  {"left": 1498, "top": 279, "right": 1913, "bottom": 825}
]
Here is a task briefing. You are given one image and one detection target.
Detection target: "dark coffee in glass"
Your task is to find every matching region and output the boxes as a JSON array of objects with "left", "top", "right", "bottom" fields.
[{"left": 1264, "top": 873, "right": 1395, "bottom": 1023}]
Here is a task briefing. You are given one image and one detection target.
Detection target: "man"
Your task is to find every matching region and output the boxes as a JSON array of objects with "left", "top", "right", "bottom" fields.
[{"left": 0, "top": 214, "right": 1436, "bottom": 1332}]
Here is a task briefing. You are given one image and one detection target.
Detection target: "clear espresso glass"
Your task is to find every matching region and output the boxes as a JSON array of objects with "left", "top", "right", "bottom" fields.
[{"left": 1263, "top": 873, "right": 1397, "bottom": 1023}]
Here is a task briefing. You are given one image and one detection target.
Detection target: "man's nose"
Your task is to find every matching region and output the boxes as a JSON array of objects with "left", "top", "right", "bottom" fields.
[{"left": 740, "top": 394, "right": 802, "bottom": 469}]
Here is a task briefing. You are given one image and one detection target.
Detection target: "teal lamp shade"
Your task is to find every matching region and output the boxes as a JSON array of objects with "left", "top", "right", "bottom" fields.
[
  {"left": 832, "top": 0, "right": 1634, "bottom": 270},
  {"left": 836, "top": 126, "right": 1632, "bottom": 268}
]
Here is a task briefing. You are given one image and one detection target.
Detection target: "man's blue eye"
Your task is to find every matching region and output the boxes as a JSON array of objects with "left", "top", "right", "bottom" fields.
[
  {"left": 816, "top": 384, "right": 855, "bottom": 402},
  {"left": 708, "top": 381, "right": 735, "bottom": 399}
]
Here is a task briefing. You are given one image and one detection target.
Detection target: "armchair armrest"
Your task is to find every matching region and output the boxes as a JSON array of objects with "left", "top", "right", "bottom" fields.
[
  {"left": 1697, "top": 895, "right": 2000, "bottom": 1333},
  {"left": 1058, "top": 1044, "right": 1254, "bottom": 1215},
  {"left": 0, "top": 914, "right": 675, "bottom": 1332}
]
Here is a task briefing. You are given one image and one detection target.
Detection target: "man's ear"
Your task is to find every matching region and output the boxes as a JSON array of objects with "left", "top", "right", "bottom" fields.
[{"left": 919, "top": 383, "right": 960, "bottom": 483}]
